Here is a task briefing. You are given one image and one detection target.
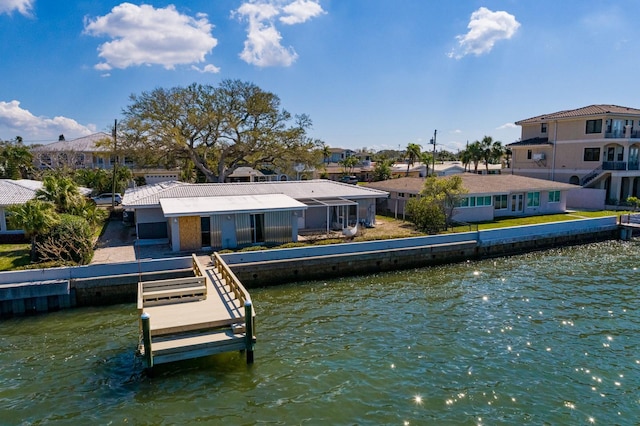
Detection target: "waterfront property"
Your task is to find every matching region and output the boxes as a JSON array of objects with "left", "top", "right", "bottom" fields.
[
  {"left": 122, "top": 179, "right": 388, "bottom": 251},
  {"left": 508, "top": 104, "right": 640, "bottom": 204},
  {"left": 364, "top": 173, "right": 583, "bottom": 221},
  {"left": 137, "top": 254, "right": 255, "bottom": 368}
]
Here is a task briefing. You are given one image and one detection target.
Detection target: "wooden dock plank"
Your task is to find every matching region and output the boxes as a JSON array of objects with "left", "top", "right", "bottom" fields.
[
  {"left": 143, "top": 269, "right": 244, "bottom": 336},
  {"left": 138, "top": 254, "right": 255, "bottom": 367}
]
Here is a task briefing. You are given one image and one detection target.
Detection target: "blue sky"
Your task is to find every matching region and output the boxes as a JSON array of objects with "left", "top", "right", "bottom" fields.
[{"left": 2, "top": 0, "right": 640, "bottom": 154}]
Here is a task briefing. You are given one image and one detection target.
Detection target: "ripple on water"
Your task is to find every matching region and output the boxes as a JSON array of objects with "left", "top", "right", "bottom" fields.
[{"left": 1, "top": 241, "right": 639, "bottom": 424}]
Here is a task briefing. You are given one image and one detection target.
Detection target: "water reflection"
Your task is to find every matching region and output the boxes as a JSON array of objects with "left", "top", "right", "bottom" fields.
[{"left": 0, "top": 241, "right": 638, "bottom": 424}]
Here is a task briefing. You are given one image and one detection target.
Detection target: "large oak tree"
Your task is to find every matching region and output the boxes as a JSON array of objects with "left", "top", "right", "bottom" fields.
[{"left": 119, "top": 80, "right": 321, "bottom": 182}]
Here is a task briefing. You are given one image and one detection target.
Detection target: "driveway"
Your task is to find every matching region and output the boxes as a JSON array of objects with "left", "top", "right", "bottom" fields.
[{"left": 91, "top": 219, "right": 206, "bottom": 264}]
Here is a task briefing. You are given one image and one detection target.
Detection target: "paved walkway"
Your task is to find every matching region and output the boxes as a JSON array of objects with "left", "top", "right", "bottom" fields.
[{"left": 91, "top": 219, "right": 178, "bottom": 264}]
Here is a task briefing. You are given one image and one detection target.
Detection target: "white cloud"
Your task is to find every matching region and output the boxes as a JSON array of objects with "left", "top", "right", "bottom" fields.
[
  {"left": 0, "top": 100, "right": 95, "bottom": 141},
  {"left": 191, "top": 64, "right": 221, "bottom": 74},
  {"left": 280, "top": 0, "right": 325, "bottom": 25},
  {"left": 497, "top": 122, "right": 517, "bottom": 130},
  {"left": 84, "top": 3, "right": 218, "bottom": 71},
  {"left": 234, "top": 0, "right": 325, "bottom": 67},
  {"left": 448, "top": 7, "right": 520, "bottom": 59},
  {"left": 0, "top": 0, "right": 33, "bottom": 17}
]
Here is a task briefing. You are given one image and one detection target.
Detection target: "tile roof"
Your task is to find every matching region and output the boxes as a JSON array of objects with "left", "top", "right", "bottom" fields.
[
  {"left": 31, "top": 132, "right": 112, "bottom": 153},
  {"left": 123, "top": 179, "right": 389, "bottom": 208},
  {"left": 363, "top": 174, "right": 579, "bottom": 196},
  {"left": 516, "top": 104, "right": 640, "bottom": 125}
]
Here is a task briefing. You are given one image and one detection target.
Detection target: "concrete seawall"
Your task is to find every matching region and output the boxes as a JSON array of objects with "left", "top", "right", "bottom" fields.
[
  {"left": 227, "top": 230, "right": 616, "bottom": 287},
  {"left": 0, "top": 217, "right": 622, "bottom": 316}
]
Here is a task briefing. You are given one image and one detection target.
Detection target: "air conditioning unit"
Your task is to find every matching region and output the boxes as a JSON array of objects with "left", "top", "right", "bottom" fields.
[{"left": 532, "top": 153, "right": 545, "bottom": 161}]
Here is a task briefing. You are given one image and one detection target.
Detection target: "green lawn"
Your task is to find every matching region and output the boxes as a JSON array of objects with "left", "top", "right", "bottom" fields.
[
  {"left": 0, "top": 243, "right": 31, "bottom": 271},
  {"left": 475, "top": 210, "right": 627, "bottom": 230}
]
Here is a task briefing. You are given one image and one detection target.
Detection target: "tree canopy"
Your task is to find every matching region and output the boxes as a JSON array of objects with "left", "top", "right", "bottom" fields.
[
  {"left": 0, "top": 138, "right": 33, "bottom": 179},
  {"left": 119, "top": 80, "right": 322, "bottom": 182},
  {"left": 406, "top": 175, "right": 468, "bottom": 232}
]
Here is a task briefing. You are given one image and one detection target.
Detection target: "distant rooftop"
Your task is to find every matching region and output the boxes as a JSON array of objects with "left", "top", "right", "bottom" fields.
[
  {"left": 31, "top": 132, "right": 112, "bottom": 152},
  {"left": 516, "top": 104, "right": 640, "bottom": 125}
]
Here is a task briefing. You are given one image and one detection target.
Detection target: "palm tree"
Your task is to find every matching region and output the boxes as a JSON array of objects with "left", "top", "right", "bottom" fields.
[
  {"left": 339, "top": 155, "right": 358, "bottom": 175},
  {"left": 405, "top": 143, "right": 422, "bottom": 176},
  {"left": 460, "top": 149, "right": 472, "bottom": 172},
  {"left": 321, "top": 144, "right": 331, "bottom": 165},
  {"left": 467, "top": 141, "right": 483, "bottom": 173},
  {"left": 8, "top": 199, "right": 59, "bottom": 260},
  {"left": 479, "top": 136, "right": 504, "bottom": 172},
  {"left": 36, "top": 175, "right": 83, "bottom": 213}
]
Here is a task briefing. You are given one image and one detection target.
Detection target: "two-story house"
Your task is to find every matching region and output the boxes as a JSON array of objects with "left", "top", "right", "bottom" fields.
[
  {"left": 508, "top": 104, "right": 640, "bottom": 204},
  {"left": 31, "top": 133, "right": 180, "bottom": 185}
]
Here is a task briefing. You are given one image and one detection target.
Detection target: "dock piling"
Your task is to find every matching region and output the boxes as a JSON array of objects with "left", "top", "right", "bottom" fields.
[
  {"left": 245, "top": 301, "right": 254, "bottom": 364},
  {"left": 141, "top": 312, "right": 153, "bottom": 368}
]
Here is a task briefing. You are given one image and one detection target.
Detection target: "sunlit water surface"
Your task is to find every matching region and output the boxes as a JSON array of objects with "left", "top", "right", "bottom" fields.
[{"left": 1, "top": 240, "right": 639, "bottom": 425}]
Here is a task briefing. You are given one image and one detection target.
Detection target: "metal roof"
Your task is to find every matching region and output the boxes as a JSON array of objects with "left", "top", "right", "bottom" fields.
[
  {"left": 123, "top": 179, "right": 389, "bottom": 208},
  {"left": 160, "top": 194, "right": 306, "bottom": 217},
  {"left": 0, "top": 180, "right": 40, "bottom": 206}
]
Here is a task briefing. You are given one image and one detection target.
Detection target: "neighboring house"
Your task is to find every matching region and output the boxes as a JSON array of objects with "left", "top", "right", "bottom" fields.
[
  {"left": 508, "top": 104, "right": 640, "bottom": 204},
  {"left": 327, "top": 148, "right": 357, "bottom": 164},
  {"left": 0, "top": 179, "right": 92, "bottom": 238},
  {"left": 226, "top": 167, "right": 288, "bottom": 183},
  {"left": 390, "top": 162, "right": 428, "bottom": 178},
  {"left": 0, "top": 179, "right": 43, "bottom": 236},
  {"left": 323, "top": 164, "right": 375, "bottom": 182},
  {"left": 122, "top": 180, "right": 388, "bottom": 251},
  {"left": 364, "top": 174, "right": 581, "bottom": 222},
  {"left": 31, "top": 133, "right": 179, "bottom": 185}
]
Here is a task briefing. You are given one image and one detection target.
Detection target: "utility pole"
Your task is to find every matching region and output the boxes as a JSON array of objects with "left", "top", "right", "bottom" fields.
[
  {"left": 111, "top": 119, "right": 118, "bottom": 209},
  {"left": 430, "top": 129, "right": 437, "bottom": 176}
]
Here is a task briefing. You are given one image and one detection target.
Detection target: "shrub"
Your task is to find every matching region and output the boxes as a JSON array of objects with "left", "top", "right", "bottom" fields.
[
  {"left": 406, "top": 198, "right": 446, "bottom": 234},
  {"left": 35, "top": 214, "right": 93, "bottom": 265}
]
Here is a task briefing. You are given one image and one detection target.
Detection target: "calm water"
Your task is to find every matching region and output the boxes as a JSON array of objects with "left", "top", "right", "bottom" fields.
[{"left": 1, "top": 241, "right": 639, "bottom": 425}]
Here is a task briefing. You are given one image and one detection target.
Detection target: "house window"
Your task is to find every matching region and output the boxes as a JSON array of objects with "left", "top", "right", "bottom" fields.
[
  {"left": 583, "top": 148, "right": 601, "bottom": 161},
  {"left": 549, "top": 190, "right": 560, "bottom": 203},
  {"left": 398, "top": 192, "right": 405, "bottom": 198},
  {"left": 494, "top": 194, "right": 508, "bottom": 210},
  {"left": 541, "top": 123, "right": 547, "bottom": 133},
  {"left": 527, "top": 192, "right": 540, "bottom": 207},
  {"left": 527, "top": 150, "right": 532, "bottom": 160},
  {"left": 476, "top": 196, "right": 492, "bottom": 206},
  {"left": 586, "top": 119, "right": 603, "bottom": 134},
  {"left": 458, "top": 197, "right": 470, "bottom": 208}
]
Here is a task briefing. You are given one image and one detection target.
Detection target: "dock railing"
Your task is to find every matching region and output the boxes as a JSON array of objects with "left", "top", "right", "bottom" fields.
[{"left": 212, "top": 252, "right": 253, "bottom": 314}]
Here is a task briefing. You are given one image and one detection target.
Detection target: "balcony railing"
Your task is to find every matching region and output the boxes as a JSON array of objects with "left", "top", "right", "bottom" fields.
[
  {"left": 602, "top": 161, "right": 627, "bottom": 170},
  {"left": 605, "top": 131, "right": 625, "bottom": 138},
  {"left": 629, "top": 161, "right": 640, "bottom": 171}
]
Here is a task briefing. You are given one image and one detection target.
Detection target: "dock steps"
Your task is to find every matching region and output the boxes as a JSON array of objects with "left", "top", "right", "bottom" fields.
[{"left": 142, "top": 328, "right": 252, "bottom": 365}]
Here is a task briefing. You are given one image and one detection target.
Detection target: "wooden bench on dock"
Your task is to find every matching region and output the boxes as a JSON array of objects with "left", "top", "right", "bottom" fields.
[{"left": 137, "top": 276, "right": 207, "bottom": 310}]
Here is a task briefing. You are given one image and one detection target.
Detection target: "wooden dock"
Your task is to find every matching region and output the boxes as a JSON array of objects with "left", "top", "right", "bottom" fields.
[{"left": 137, "top": 254, "right": 255, "bottom": 368}]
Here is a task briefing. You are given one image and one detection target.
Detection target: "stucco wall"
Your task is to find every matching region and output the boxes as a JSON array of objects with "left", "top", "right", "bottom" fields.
[{"left": 566, "top": 188, "right": 606, "bottom": 210}]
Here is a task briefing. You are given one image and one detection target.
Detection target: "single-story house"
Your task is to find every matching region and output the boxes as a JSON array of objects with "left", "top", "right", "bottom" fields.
[
  {"left": 122, "top": 180, "right": 389, "bottom": 251},
  {"left": 0, "top": 179, "right": 44, "bottom": 236},
  {"left": 0, "top": 179, "right": 91, "bottom": 239},
  {"left": 364, "top": 174, "right": 581, "bottom": 222}
]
